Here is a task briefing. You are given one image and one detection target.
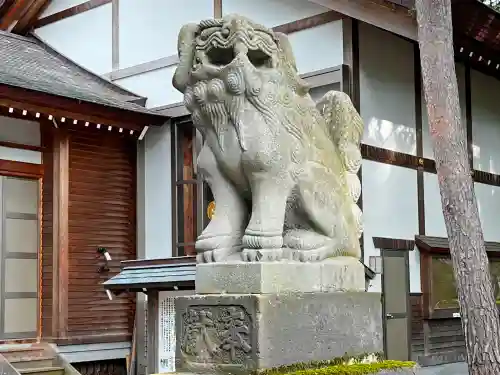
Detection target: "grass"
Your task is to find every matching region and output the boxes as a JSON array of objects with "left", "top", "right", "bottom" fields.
[
  {"left": 259, "top": 355, "right": 416, "bottom": 375},
  {"left": 280, "top": 361, "right": 416, "bottom": 375}
]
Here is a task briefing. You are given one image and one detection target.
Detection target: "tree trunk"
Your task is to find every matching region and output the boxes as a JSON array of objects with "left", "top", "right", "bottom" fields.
[{"left": 415, "top": 0, "right": 500, "bottom": 374}]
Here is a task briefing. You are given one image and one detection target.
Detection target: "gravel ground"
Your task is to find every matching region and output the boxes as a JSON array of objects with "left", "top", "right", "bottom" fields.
[{"left": 414, "top": 362, "right": 468, "bottom": 375}]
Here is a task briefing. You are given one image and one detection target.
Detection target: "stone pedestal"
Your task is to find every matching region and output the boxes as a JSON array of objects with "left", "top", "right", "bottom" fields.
[
  {"left": 195, "top": 257, "right": 366, "bottom": 294},
  {"left": 175, "top": 291, "right": 382, "bottom": 374},
  {"left": 175, "top": 258, "right": 383, "bottom": 374}
]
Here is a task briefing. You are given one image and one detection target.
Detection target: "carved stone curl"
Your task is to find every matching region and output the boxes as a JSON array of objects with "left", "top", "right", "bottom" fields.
[
  {"left": 180, "top": 305, "right": 252, "bottom": 364},
  {"left": 173, "top": 15, "right": 364, "bottom": 263}
]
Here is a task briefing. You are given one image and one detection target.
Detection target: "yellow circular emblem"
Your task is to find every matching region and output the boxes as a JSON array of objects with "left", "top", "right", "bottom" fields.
[{"left": 207, "top": 201, "right": 216, "bottom": 220}]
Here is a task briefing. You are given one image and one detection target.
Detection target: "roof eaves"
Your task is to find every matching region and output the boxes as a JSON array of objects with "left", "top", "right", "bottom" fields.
[
  {"left": 102, "top": 263, "right": 196, "bottom": 293},
  {"left": 28, "top": 31, "right": 148, "bottom": 103}
]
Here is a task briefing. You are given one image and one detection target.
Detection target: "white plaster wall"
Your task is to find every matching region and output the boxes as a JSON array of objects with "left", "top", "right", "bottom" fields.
[
  {"left": 359, "top": 22, "right": 416, "bottom": 155},
  {"left": 222, "top": 0, "right": 328, "bottom": 28},
  {"left": 425, "top": 176, "right": 500, "bottom": 242},
  {"left": 40, "top": 0, "right": 88, "bottom": 17},
  {"left": 422, "top": 63, "right": 466, "bottom": 160},
  {"left": 362, "top": 160, "right": 419, "bottom": 293},
  {"left": 0, "top": 117, "right": 40, "bottom": 146},
  {"left": 0, "top": 117, "right": 41, "bottom": 164},
  {"left": 475, "top": 182, "right": 500, "bottom": 242},
  {"left": 423, "top": 172, "right": 447, "bottom": 237},
  {"left": 34, "top": 4, "right": 112, "bottom": 75},
  {"left": 115, "top": 66, "right": 182, "bottom": 109},
  {"left": 0, "top": 147, "right": 41, "bottom": 164},
  {"left": 471, "top": 69, "right": 500, "bottom": 174},
  {"left": 288, "top": 21, "right": 343, "bottom": 74},
  {"left": 139, "top": 124, "right": 173, "bottom": 259},
  {"left": 119, "top": 0, "right": 213, "bottom": 69}
]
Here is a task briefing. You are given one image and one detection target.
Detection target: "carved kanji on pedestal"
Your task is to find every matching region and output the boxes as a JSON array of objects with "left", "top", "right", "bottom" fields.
[{"left": 179, "top": 305, "right": 252, "bottom": 364}]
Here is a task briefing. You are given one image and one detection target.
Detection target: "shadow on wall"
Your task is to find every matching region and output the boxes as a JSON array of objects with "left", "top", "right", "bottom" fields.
[{"left": 365, "top": 117, "right": 417, "bottom": 155}]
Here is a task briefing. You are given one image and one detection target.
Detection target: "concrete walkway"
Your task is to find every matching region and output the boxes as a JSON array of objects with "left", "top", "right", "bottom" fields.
[{"left": 416, "top": 362, "right": 468, "bottom": 375}]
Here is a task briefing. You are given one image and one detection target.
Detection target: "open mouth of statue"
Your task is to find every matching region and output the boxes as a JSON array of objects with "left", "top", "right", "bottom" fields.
[{"left": 205, "top": 45, "right": 273, "bottom": 68}]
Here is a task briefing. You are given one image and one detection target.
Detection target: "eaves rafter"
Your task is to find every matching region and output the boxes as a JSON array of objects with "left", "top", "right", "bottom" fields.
[{"left": 0, "top": 0, "right": 50, "bottom": 34}]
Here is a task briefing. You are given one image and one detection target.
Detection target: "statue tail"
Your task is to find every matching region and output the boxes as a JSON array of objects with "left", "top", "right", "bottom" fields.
[{"left": 316, "top": 91, "right": 364, "bottom": 240}]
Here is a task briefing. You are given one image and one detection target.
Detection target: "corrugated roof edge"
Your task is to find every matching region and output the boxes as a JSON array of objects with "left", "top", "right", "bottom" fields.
[
  {"left": 102, "top": 263, "right": 196, "bottom": 293},
  {"left": 27, "top": 31, "right": 148, "bottom": 104}
]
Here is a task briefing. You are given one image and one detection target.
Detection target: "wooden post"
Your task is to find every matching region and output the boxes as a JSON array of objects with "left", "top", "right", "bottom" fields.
[
  {"left": 214, "top": 0, "right": 222, "bottom": 18},
  {"left": 147, "top": 291, "right": 159, "bottom": 374},
  {"left": 52, "top": 127, "right": 69, "bottom": 338}
]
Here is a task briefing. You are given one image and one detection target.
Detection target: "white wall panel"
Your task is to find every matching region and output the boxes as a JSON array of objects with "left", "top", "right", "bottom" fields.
[
  {"left": 0, "top": 117, "right": 40, "bottom": 146},
  {"left": 475, "top": 182, "right": 500, "bottom": 242},
  {"left": 422, "top": 63, "right": 466, "bottom": 160},
  {"left": 115, "top": 66, "right": 182, "bottom": 108},
  {"left": 427, "top": 179, "right": 500, "bottom": 242},
  {"left": 40, "top": 0, "right": 88, "bottom": 17},
  {"left": 142, "top": 125, "right": 172, "bottom": 258},
  {"left": 222, "top": 0, "right": 328, "bottom": 28},
  {"left": 359, "top": 22, "right": 416, "bottom": 155},
  {"left": 0, "top": 147, "right": 41, "bottom": 164},
  {"left": 362, "top": 160, "right": 419, "bottom": 292},
  {"left": 424, "top": 172, "right": 447, "bottom": 237},
  {"left": 471, "top": 69, "right": 500, "bottom": 174},
  {"left": 35, "top": 4, "right": 112, "bottom": 75},
  {"left": 119, "top": 0, "right": 212, "bottom": 69},
  {"left": 288, "top": 21, "right": 342, "bottom": 74}
]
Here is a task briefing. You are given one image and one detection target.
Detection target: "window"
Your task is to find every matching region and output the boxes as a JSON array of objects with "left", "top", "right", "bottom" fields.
[
  {"left": 430, "top": 255, "right": 500, "bottom": 311},
  {"left": 171, "top": 117, "right": 213, "bottom": 256},
  {"left": 417, "top": 234, "right": 500, "bottom": 319},
  {"left": 300, "top": 65, "right": 346, "bottom": 101}
]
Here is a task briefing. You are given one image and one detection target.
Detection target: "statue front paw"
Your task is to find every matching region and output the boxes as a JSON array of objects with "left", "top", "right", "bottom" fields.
[
  {"left": 241, "top": 231, "right": 284, "bottom": 262},
  {"left": 241, "top": 248, "right": 284, "bottom": 262},
  {"left": 242, "top": 231, "right": 283, "bottom": 249},
  {"left": 196, "top": 247, "right": 242, "bottom": 263},
  {"left": 196, "top": 231, "right": 243, "bottom": 263}
]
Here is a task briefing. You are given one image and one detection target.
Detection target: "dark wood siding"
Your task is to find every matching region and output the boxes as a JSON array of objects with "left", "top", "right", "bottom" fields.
[
  {"left": 410, "top": 294, "right": 424, "bottom": 359},
  {"left": 41, "top": 126, "right": 54, "bottom": 338},
  {"left": 73, "top": 359, "right": 127, "bottom": 375},
  {"left": 426, "top": 319, "right": 465, "bottom": 356},
  {"left": 411, "top": 294, "right": 467, "bottom": 365},
  {"left": 67, "top": 124, "right": 136, "bottom": 340}
]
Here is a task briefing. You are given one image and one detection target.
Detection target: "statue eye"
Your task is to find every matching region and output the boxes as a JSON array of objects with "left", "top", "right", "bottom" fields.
[
  {"left": 247, "top": 49, "right": 271, "bottom": 68},
  {"left": 207, "top": 47, "right": 235, "bottom": 66}
]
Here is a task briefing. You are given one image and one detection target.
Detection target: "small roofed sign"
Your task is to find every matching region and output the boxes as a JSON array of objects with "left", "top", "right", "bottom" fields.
[{"left": 207, "top": 201, "right": 216, "bottom": 220}]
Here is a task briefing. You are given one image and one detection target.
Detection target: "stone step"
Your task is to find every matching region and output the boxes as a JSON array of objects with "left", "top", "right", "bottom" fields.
[
  {"left": 1, "top": 349, "right": 52, "bottom": 362},
  {"left": 10, "top": 357, "right": 55, "bottom": 370},
  {"left": 0, "top": 347, "right": 45, "bottom": 354},
  {"left": 0, "top": 344, "right": 53, "bottom": 362},
  {"left": 18, "top": 366, "right": 65, "bottom": 375}
]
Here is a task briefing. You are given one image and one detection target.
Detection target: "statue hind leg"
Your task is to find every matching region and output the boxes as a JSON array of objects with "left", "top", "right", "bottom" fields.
[
  {"left": 196, "top": 142, "right": 248, "bottom": 262},
  {"left": 283, "top": 229, "right": 341, "bottom": 261},
  {"left": 297, "top": 165, "right": 362, "bottom": 260}
]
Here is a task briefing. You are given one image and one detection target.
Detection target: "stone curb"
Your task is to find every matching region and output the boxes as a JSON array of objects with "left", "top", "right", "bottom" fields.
[{"left": 375, "top": 367, "right": 418, "bottom": 375}]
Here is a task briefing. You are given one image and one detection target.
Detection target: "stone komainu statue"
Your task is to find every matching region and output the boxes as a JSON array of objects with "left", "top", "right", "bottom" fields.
[{"left": 172, "top": 15, "right": 364, "bottom": 263}]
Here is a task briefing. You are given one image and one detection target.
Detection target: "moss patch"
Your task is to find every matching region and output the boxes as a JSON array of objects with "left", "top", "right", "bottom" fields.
[
  {"left": 260, "top": 355, "right": 415, "bottom": 375},
  {"left": 280, "top": 361, "right": 415, "bottom": 375}
]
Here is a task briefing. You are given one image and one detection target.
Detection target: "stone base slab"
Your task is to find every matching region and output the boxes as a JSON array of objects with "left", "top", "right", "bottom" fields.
[
  {"left": 195, "top": 257, "right": 365, "bottom": 294},
  {"left": 175, "top": 291, "right": 383, "bottom": 374}
]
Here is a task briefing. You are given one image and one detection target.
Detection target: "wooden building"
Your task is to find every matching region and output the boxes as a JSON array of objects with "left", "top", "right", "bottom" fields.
[
  {"left": 3, "top": 0, "right": 500, "bottom": 371},
  {"left": 0, "top": 23, "right": 168, "bottom": 375}
]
